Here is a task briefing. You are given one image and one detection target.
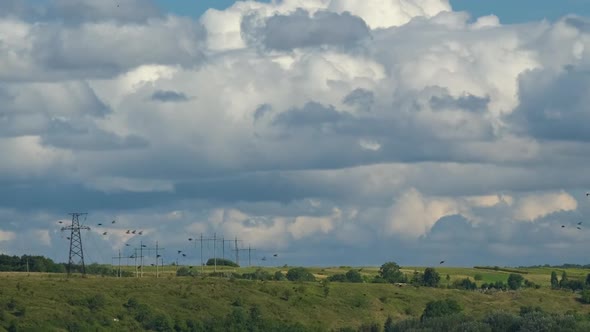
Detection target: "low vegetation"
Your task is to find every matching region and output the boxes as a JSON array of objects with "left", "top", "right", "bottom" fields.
[{"left": 2, "top": 258, "right": 590, "bottom": 330}]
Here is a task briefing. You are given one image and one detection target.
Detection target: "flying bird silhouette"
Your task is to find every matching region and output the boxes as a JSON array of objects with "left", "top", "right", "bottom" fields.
[
  {"left": 273, "top": 254, "right": 278, "bottom": 257},
  {"left": 102, "top": 232, "right": 107, "bottom": 235},
  {"left": 561, "top": 225, "right": 565, "bottom": 228},
  {"left": 112, "top": 220, "right": 116, "bottom": 224},
  {"left": 439, "top": 260, "right": 445, "bottom": 264},
  {"left": 97, "top": 223, "right": 102, "bottom": 226}
]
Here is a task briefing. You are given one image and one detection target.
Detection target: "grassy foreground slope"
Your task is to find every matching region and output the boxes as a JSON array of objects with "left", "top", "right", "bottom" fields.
[{"left": 0, "top": 265, "right": 590, "bottom": 331}]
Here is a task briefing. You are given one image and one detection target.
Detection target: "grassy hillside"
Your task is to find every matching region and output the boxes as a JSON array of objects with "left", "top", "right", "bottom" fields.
[{"left": 1, "top": 265, "right": 590, "bottom": 331}]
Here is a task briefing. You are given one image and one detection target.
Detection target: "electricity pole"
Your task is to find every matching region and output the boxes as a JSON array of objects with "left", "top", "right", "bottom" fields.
[
  {"left": 61, "top": 213, "right": 90, "bottom": 277},
  {"left": 112, "top": 250, "right": 123, "bottom": 278}
]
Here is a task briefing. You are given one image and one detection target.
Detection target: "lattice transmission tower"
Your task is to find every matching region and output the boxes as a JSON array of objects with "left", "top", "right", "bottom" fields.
[{"left": 61, "top": 213, "right": 90, "bottom": 276}]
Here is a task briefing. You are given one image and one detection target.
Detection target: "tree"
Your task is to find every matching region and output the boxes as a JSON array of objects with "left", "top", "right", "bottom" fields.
[
  {"left": 286, "top": 267, "right": 316, "bottom": 282},
  {"left": 551, "top": 271, "right": 559, "bottom": 289},
  {"left": 423, "top": 268, "right": 441, "bottom": 287},
  {"left": 345, "top": 269, "right": 364, "bottom": 283},
  {"left": 507, "top": 274, "right": 524, "bottom": 290},
  {"left": 560, "top": 271, "right": 569, "bottom": 288},
  {"left": 379, "top": 262, "right": 406, "bottom": 283}
]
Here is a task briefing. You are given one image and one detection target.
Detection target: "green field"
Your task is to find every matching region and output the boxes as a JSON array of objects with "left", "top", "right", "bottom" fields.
[{"left": 1, "top": 265, "right": 590, "bottom": 331}]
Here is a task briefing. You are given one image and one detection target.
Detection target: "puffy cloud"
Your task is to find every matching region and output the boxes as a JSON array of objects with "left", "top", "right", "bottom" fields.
[{"left": 513, "top": 191, "right": 578, "bottom": 222}]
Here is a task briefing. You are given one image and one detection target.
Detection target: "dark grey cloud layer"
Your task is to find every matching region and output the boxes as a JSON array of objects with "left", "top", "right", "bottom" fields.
[
  {"left": 509, "top": 65, "right": 590, "bottom": 141},
  {"left": 242, "top": 9, "right": 371, "bottom": 50}
]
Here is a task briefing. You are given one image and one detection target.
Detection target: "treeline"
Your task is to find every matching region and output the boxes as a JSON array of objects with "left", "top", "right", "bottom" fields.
[
  {"left": 0, "top": 254, "right": 130, "bottom": 277},
  {"left": 521, "top": 263, "right": 590, "bottom": 269},
  {"left": 473, "top": 266, "right": 529, "bottom": 274},
  {"left": 0, "top": 254, "right": 65, "bottom": 273},
  {"left": 176, "top": 262, "right": 542, "bottom": 293}
]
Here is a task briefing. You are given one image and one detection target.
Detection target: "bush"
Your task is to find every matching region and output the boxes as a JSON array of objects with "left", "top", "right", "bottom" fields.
[
  {"left": 507, "top": 274, "right": 524, "bottom": 290},
  {"left": 421, "top": 299, "right": 462, "bottom": 320},
  {"left": 581, "top": 289, "right": 590, "bottom": 304},
  {"left": 273, "top": 271, "right": 286, "bottom": 281},
  {"left": 286, "top": 267, "right": 316, "bottom": 282},
  {"left": 453, "top": 278, "right": 477, "bottom": 290},
  {"left": 242, "top": 269, "right": 272, "bottom": 281},
  {"left": 474, "top": 273, "right": 483, "bottom": 281},
  {"left": 176, "top": 267, "right": 195, "bottom": 277},
  {"left": 345, "top": 270, "right": 364, "bottom": 283}
]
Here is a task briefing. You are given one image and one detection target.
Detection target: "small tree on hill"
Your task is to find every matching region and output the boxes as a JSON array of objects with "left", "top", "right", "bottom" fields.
[
  {"left": 551, "top": 271, "right": 559, "bottom": 289},
  {"left": 286, "top": 267, "right": 316, "bottom": 282},
  {"left": 560, "top": 271, "right": 569, "bottom": 288},
  {"left": 507, "top": 274, "right": 524, "bottom": 290},
  {"left": 423, "top": 268, "right": 441, "bottom": 287},
  {"left": 379, "top": 262, "right": 406, "bottom": 283},
  {"left": 345, "top": 269, "right": 363, "bottom": 283}
]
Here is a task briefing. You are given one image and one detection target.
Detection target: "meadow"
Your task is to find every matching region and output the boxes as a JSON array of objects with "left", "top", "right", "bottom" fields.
[{"left": 1, "top": 264, "right": 590, "bottom": 331}]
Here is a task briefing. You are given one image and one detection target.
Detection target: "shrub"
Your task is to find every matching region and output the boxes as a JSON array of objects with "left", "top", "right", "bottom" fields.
[
  {"left": 345, "top": 270, "right": 364, "bottom": 283},
  {"left": 507, "top": 274, "right": 524, "bottom": 290},
  {"left": 286, "top": 267, "right": 316, "bottom": 282},
  {"left": 453, "top": 278, "right": 477, "bottom": 290},
  {"left": 273, "top": 271, "right": 286, "bottom": 281},
  {"left": 421, "top": 299, "right": 462, "bottom": 320},
  {"left": 176, "top": 267, "right": 195, "bottom": 277}
]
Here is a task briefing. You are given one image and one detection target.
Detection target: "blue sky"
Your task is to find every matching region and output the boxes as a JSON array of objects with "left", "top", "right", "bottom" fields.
[{"left": 155, "top": 0, "right": 590, "bottom": 23}]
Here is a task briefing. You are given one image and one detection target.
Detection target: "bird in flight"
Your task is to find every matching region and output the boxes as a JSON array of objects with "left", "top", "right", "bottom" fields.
[
  {"left": 439, "top": 260, "right": 445, "bottom": 264},
  {"left": 578, "top": 222, "right": 583, "bottom": 225},
  {"left": 273, "top": 254, "right": 278, "bottom": 257},
  {"left": 561, "top": 225, "right": 565, "bottom": 228},
  {"left": 102, "top": 232, "right": 107, "bottom": 235},
  {"left": 97, "top": 223, "right": 102, "bottom": 226},
  {"left": 112, "top": 220, "right": 116, "bottom": 224}
]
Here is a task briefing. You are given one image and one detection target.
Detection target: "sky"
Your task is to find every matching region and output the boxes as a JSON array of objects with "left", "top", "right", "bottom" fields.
[{"left": 1, "top": 0, "right": 590, "bottom": 269}]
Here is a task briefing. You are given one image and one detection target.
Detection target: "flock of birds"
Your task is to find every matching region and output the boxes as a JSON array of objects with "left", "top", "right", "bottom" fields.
[{"left": 57, "top": 219, "right": 145, "bottom": 239}]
